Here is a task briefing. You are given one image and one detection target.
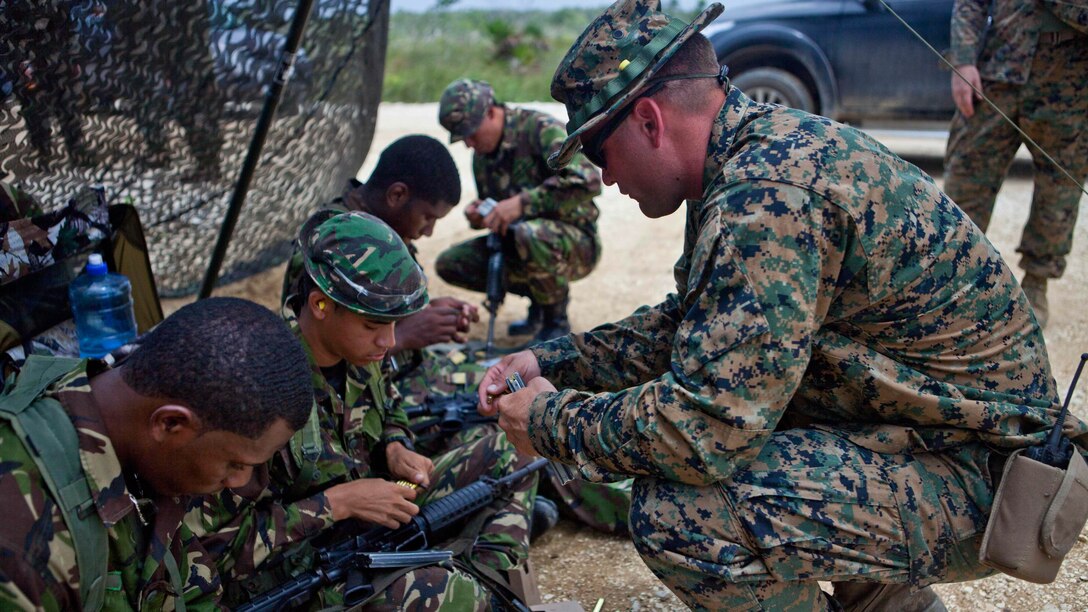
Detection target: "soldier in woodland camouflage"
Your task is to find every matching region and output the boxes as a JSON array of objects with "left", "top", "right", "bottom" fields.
[
  {"left": 943, "top": 0, "right": 1088, "bottom": 328},
  {"left": 280, "top": 136, "right": 632, "bottom": 535},
  {"left": 0, "top": 297, "right": 313, "bottom": 610},
  {"left": 480, "top": 1, "right": 1088, "bottom": 610},
  {"left": 436, "top": 79, "right": 603, "bottom": 342},
  {"left": 281, "top": 135, "right": 479, "bottom": 407},
  {"left": 196, "top": 211, "right": 538, "bottom": 610}
]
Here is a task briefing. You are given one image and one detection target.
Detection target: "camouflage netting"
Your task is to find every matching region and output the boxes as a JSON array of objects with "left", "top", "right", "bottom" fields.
[{"left": 0, "top": 0, "right": 389, "bottom": 296}]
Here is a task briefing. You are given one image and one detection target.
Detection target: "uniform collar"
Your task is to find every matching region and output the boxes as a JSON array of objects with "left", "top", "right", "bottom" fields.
[
  {"left": 701, "top": 86, "right": 753, "bottom": 198},
  {"left": 53, "top": 362, "right": 137, "bottom": 527},
  {"left": 482, "top": 105, "right": 518, "bottom": 160}
]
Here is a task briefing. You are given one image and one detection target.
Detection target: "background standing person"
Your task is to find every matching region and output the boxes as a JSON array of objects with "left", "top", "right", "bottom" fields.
[
  {"left": 480, "top": 1, "right": 1088, "bottom": 610},
  {"left": 943, "top": 0, "right": 1088, "bottom": 327},
  {"left": 436, "top": 78, "right": 603, "bottom": 343},
  {"left": 0, "top": 297, "right": 313, "bottom": 610}
]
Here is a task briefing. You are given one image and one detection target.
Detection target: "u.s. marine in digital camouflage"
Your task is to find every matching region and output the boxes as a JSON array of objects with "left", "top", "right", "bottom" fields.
[
  {"left": 480, "top": 1, "right": 1088, "bottom": 610},
  {"left": 0, "top": 297, "right": 313, "bottom": 611},
  {"left": 943, "top": 0, "right": 1088, "bottom": 327},
  {"left": 435, "top": 78, "right": 603, "bottom": 342},
  {"left": 194, "top": 211, "right": 538, "bottom": 610}
]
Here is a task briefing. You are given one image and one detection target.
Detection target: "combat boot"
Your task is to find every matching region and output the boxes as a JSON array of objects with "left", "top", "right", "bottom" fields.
[
  {"left": 1021, "top": 273, "right": 1049, "bottom": 328},
  {"left": 530, "top": 496, "right": 559, "bottom": 541},
  {"left": 831, "top": 582, "right": 946, "bottom": 612},
  {"left": 534, "top": 300, "right": 570, "bottom": 343},
  {"left": 508, "top": 302, "right": 542, "bottom": 336}
]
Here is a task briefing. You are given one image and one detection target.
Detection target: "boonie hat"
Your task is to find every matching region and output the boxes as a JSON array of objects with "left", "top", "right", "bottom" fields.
[
  {"left": 438, "top": 79, "right": 496, "bottom": 143},
  {"left": 548, "top": 0, "right": 724, "bottom": 168},
  {"left": 299, "top": 210, "right": 428, "bottom": 321}
]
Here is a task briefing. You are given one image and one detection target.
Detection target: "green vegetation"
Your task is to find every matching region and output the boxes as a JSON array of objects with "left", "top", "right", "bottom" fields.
[{"left": 384, "top": 8, "right": 600, "bottom": 102}]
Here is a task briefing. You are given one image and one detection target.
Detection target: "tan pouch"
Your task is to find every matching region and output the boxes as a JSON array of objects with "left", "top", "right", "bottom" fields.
[{"left": 979, "top": 448, "right": 1088, "bottom": 583}]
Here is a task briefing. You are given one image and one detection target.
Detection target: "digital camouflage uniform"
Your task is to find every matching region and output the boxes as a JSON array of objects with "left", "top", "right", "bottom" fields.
[
  {"left": 281, "top": 184, "right": 633, "bottom": 534},
  {"left": 0, "top": 360, "right": 222, "bottom": 610},
  {"left": 196, "top": 212, "right": 537, "bottom": 610},
  {"left": 535, "top": 2, "right": 1088, "bottom": 609},
  {"left": 435, "top": 80, "right": 603, "bottom": 307},
  {"left": 943, "top": 0, "right": 1088, "bottom": 280}
]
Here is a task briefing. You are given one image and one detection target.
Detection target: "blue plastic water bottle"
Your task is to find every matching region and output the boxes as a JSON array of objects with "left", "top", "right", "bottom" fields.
[{"left": 68, "top": 253, "right": 137, "bottom": 358}]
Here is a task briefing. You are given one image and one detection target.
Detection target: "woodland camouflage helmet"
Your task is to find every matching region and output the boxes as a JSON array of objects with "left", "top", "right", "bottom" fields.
[
  {"left": 299, "top": 210, "right": 428, "bottom": 321},
  {"left": 438, "top": 79, "right": 495, "bottom": 143}
]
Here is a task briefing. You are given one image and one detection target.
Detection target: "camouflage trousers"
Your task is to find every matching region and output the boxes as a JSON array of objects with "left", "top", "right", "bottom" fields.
[
  {"left": 310, "top": 432, "right": 537, "bottom": 611},
  {"left": 944, "top": 36, "right": 1088, "bottom": 279},
  {"left": 434, "top": 219, "right": 599, "bottom": 305},
  {"left": 630, "top": 428, "right": 997, "bottom": 611},
  {"left": 396, "top": 345, "right": 632, "bottom": 535}
]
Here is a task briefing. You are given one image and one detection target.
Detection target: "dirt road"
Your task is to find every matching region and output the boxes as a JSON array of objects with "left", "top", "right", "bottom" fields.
[{"left": 193, "top": 103, "right": 1088, "bottom": 611}]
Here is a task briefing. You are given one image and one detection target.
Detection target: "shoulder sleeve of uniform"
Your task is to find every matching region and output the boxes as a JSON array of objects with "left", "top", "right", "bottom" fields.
[
  {"left": 0, "top": 434, "right": 77, "bottom": 611},
  {"left": 949, "top": 0, "right": 989, "bottom": 65},
  {"left": 529, "top": 182, "right": 827, "bottom": 483}
]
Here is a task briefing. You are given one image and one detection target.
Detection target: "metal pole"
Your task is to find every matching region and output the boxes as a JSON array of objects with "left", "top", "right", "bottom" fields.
[{"left": 198, "top": 0, "right": 317, "bottom": 298}]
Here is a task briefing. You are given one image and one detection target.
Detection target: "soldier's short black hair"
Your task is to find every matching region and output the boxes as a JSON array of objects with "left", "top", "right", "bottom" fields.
[
  {"left": 120, "top": 297, "right": 312, "bottom": 439},
  {"left": 367, "top": 134, "right": 461, "bottom": 206}
]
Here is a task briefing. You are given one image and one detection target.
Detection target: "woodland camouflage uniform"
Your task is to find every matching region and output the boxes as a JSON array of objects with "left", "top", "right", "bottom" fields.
[
  {"left": 944, "top": 0, "right": 1088, "bottom": 282},
  {"left": 533, "top": 1, "right": 1088, "bottom": 609},
  {"left": 0, "top": 360, "right": 222, "bottom": 610},
  {"left": 281, "top": 190, "right": 633, "bottom": 534},
  {"left": 195, "top": 212, "right": 537, "bottom": 610},
  {"left": 435, "top": 80, "right": 603, "bottom": 308}
]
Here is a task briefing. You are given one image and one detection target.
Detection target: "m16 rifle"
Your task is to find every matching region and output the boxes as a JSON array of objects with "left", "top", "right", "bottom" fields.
[
  {"left": 237, "top": 457, "right": 549, "bottom": 612},
  {"left": 478, "top": 198, "right": 505, "bottom": 358},
  {"left": 403, "top": 392, "right": 497, "bottom": 443}
]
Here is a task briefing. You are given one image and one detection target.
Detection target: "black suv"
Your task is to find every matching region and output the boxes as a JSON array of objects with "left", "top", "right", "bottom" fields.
[{"left": 703, "top": 0, "right": 956, "bottom": 124}]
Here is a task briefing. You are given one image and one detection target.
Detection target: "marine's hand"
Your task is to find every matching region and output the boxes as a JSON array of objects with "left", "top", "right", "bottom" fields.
[
  {"left": 484, "top": 195, "right": 523, "bottom": 236},
  {"left": 386, "top": 442, "right": 433, "bottom": 487},
  {"left": 430, "top": 296, "right": 480, "bottom": 333},
  {"left": 495, "top": 375, "right": 556, "bottom": 456},
  {"left": 951, "top": 64, "right": 982, "bottom": 118},
  {"left": 325, "top": 478, "right": 419, "bottom": 528},
  {"left": 465, "top": 199, "right": 486, "bottom": 229},
  {"left": 393, "top": 304, "right": 466, "bottom": 351},
  {"left": 477, "top": 349, "right": 542, "bottom": 415}
]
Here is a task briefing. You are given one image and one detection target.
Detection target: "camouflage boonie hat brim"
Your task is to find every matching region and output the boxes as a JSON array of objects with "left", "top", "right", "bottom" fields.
[
  {"left": 300, "top": 210, "right": 429, "bottom": 321},
  {"left": 439, "top": 79, "right": 495, "bottom": 143},
  {"left": 548, "top": 1, "right": 724, "bottom": 169}
]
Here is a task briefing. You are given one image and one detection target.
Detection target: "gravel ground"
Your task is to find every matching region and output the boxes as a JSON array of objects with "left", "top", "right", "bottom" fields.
[{"left": 182, "top": 103, "right": 1088, "bottom": 611}]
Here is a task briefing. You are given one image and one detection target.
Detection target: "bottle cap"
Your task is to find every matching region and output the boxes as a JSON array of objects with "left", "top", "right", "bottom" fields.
[{"left": 86, "top": 253, "right": 107, "bottom": 276}]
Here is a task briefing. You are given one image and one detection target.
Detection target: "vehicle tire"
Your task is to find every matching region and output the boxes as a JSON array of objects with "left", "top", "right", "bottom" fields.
[{"left": 731, "top": 68, "right": 816, "bottom": 113}]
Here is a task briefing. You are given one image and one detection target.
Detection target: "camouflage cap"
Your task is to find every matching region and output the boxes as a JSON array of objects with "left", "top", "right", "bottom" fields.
[
  {"left": 548, "top": 0, "right": 724, "bottom": 169},
  {"left": 299, "top": 210, "right": 428, "bottom": 321},
  {"left": 438, "top": 79, "right": 495, "bottom": 143}
]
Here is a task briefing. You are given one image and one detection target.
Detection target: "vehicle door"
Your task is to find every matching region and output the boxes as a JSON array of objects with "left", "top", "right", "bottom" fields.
[{"left": 830, "top": 0, "right": 955, "bottom": 121}]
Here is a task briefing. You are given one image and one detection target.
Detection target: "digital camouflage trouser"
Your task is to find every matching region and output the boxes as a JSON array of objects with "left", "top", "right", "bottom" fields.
[
  {"left": 434, "top": 219, "right": 599, "bottom": 306},
  {"left": 944, "top": 36, "right": 1088, "bottom": 279},
  {"left": 396, "top": 344, "right": 632, "bottom": 535},
  {"left": 630, "top": 428, "right": 997, "bottom": 611}
]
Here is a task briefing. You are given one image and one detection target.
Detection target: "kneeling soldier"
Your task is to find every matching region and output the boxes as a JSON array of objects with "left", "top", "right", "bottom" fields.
[{"left": 195, "top": 211, "right": 538, "bottom": 610}]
